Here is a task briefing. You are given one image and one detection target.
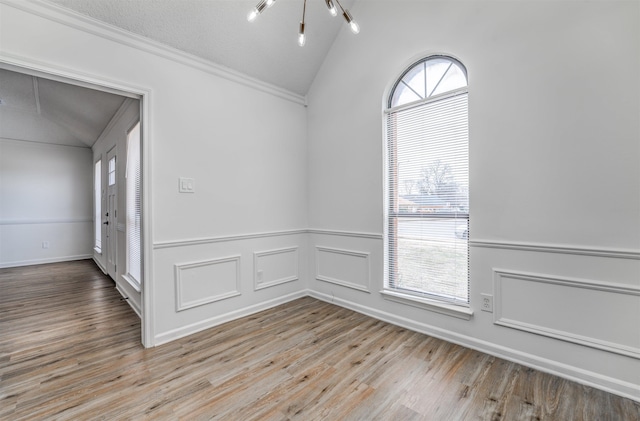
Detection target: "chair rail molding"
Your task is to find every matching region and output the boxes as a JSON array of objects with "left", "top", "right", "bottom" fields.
[
  {"left": 493, "top": 269, "right": 640, "bottom": 359},
  {"left": 154, "top": 229, "right": 307, "bottom": 249},
  {"left": 471, "top": 239, "right": 640, "bottom": 260}
]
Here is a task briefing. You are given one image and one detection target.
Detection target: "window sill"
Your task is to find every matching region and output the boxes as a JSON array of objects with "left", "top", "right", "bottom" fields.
[
  {"left": 121, "top": 274, "right": 141, "bottom": 293},
  {"left": 380, "top": 289, "right": 473, "bottom": 320}
]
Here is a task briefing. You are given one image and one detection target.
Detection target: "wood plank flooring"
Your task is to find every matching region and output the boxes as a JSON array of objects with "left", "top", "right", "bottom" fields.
[{"left": 1, "top": 260, "right": 639, "bottom": 420}]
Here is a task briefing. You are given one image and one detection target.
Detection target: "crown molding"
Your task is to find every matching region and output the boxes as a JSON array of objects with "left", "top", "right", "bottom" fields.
[{"left": 1, "top": 0, "right": 307, "bottom": 106}]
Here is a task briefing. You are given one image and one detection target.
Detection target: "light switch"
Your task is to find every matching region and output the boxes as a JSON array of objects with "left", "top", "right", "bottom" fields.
[{"left": 179, "top": 177, "right": 195, "bottom": 193}]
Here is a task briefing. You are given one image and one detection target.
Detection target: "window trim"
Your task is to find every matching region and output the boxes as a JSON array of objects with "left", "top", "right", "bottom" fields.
[
  {"left": 380, "top": 289, "right": 473, "bottom": 320},
  {"left": 388, "top": 54, "right": 468, "bottom": 109},
  {"left": 383, "top": 54, "right": 471, "bottom": 317},
  {"left": 94, "top": 158, "right": 102, "bottom": 254},
  {"left": 125, "top": 120, "right": 142, "bottom": 290}
]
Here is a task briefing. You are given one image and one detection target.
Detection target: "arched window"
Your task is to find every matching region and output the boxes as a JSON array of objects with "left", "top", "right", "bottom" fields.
[{"left": 384, "top": 55, "right": 469, "bottom": 309}]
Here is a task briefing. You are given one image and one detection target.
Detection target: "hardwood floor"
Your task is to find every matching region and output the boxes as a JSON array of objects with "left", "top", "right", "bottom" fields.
[{"left": 1, "top": 260, "right": 638, "bottom": 420}]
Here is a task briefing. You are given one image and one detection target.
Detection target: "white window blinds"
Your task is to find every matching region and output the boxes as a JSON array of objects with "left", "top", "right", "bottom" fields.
[
  {"left": 126, "top": 122, "right": 142, "bottom": 286},
  {"left": 386, "top": 90, "right": 469, "bottom": 305}
]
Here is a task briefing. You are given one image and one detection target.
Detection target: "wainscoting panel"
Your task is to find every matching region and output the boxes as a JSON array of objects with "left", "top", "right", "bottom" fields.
[
  {"left": 315, "top": 246, "right": 370, "bottom": 292},
  {"left": 254, "top": 246, "right": 299, "bottom": 290},
  {"left": 175, "top": 256, "right": 241, "bottom": 311},
  {"left": 494, "top": 269, "right": 640, "bottom": 359}
]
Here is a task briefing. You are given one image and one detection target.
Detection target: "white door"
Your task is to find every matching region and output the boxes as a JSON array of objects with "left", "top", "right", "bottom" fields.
[{"left": 106, "top": 148, "right": 117, "bottom": 279}]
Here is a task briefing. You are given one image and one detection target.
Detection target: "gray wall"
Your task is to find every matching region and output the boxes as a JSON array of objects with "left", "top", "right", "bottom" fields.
[
  {"left": 306, "top": 0, "right": 640, "bottom": 399},
  {"left": 0, "top": 139, "right": 93, "bottom": 267},
  {"left": 1, "top": 0, "right": 638, "bottom": 401}
]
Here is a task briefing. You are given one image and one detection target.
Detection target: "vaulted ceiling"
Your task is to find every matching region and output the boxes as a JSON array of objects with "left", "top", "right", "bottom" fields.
[
  {"left": 1, "top": 0, "right": 358, "bottom": 147},
  {"left": 0, "top": 68, "right": 127, "bottom": 148},
  {"left": 48, "top": 0, "right": 358, "bottom": 96}
]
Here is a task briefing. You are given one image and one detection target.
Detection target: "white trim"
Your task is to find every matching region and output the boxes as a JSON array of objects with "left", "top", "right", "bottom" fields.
[
  {"left": 0, "top": 46, "right": 156, "bottom": 349},
  {"left": 493, "top": 269, "right": 640, "bottom": 359},
  {"left": 0, "top": 254, "right": 92, "bottom": 268},
  {"left": 0, "top": 52, "right": 147, "bottom": 99},
  {"left": 0, "top": 218, "right": 92, "bottom": 225},
  {"left": 1, "top": 0, "right": 305, "bottom": 105},
  {"left": 122, "top": 273, "right": 141, "bottom": 293},
  {"left": 153, "top": 229, "right": 381, "bottom": 250},
  {"left": 253, "top": 247, "right": 299, "bottom": 291},
  {"left": 308, "top": 229, "right": 383, "bottom": 240},
  {"left": 380, "top": 289, "right": 473, "bottom": 320},
  {"left": 471, "top": 239, "right": 640, "bottom": 260},
  {"left": 93, "top": 256, "right": 106, "bottom": 274},
  {"left": 307, "top": 290, "right": 640, "bottom": 402},
  {"left": 155, "top": 290, "right": 308, "bottom": 346},
  {"left": 0, "top": 58, "right": 140, "bottom": 99},
  {"left": 382, "top": 51, "right": 470, "bottom": 111},
  {"left": 115, "top": 283, "right": 142, "bottom": 318},
  {"left": 154, "top": 229, "right": 307, "bottom": 249},
  {"left": 385, "top": 87, "right": 469, "bottom": 115},
  {"left": 315, "top": 246, "right": 371, "bottom": 293},
  {"left": 174, "top": 256, "right": 241, "bottom": 312},
  {"left": 139, "top": 88, "right": 153, "bottom": 348}
]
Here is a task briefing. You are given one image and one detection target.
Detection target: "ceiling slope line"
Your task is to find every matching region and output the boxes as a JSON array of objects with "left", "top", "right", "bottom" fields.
[
  {"left": 93, "top": 97, "right": 134, "bottom": 148},
  {"left": 0, "top": 136, "right": 92, "bottom": 149},
  {"left": 32, "top": 76, "right": 41, "bottom": 114},
  {"left": 1, "top": 0, "right": 307, "bottom": 106}
]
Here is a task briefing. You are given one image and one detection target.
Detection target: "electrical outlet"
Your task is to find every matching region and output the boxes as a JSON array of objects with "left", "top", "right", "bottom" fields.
[
  {"left": 42, "top": 241, "right": 49, "bottom": 249},
  {"left": 481, "top": 293, "right": 493, "bottom": 313}
]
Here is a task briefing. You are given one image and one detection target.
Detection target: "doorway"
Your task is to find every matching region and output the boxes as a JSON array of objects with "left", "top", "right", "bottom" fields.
[{"left": 0, "top": 61, "right": 150, "bottom": 347}]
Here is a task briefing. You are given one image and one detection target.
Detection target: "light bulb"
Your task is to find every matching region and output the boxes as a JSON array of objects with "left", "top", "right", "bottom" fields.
[
  {"left": 247, "top": 0, "right": 267, "bottom": 22},
  {"left": 298, "top": 22, "right": 306, "bottom": 47},
  {"left": 247, "top": 8, "right": 259, "bottom": 22},
  {"left": 266, "top": 0, "right": 276, "bottom": 8},
  {"left": 343, "top": 10, "right": 359, "bottom": 34},
  {"left": 349, "top": 20, "right": 360, "bottom": 34},
  {"left": 325, "top": 0, "right": 337, "bottom": 16}
]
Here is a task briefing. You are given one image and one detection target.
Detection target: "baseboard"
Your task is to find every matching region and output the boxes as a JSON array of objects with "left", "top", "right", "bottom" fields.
[
  {"left": 307, "top": 290, "right": 640, "bottom": 402},
  {"left": 0, "top": 254, "right": 93, "bottom": 268},
  {"left": 154, "top": 290, "right": 308, "bottom": 346},
  {"left": 115, "top": 283, "right": 142, "bottom": 318},
  {"left": 92, "top": 256, "right": 107, "bottom": 274}
]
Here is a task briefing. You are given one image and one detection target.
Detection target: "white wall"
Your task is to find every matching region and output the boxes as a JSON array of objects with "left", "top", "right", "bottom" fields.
[
  {"left": 0, "top": 138, "right": 93, "bottom": 267},
  {"left": 2, "top": 0, "right": 638, "bottom": 401},
  {"left": 0, "top": 0, "right": 308, "bottom": 346},
  {"left": 306, "top": 0, "right": 640, "bottom": 400}
]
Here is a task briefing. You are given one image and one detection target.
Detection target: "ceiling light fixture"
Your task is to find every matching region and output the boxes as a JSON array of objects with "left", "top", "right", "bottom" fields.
[
  {"left": 298, "top": 0, "right": 307, "bottom": 47},
  {"left": 325, "top": 0, "right": 337, "bottom": 17},
  {"left": 247, "top": 0, "right": 359, "bottom": 46}
]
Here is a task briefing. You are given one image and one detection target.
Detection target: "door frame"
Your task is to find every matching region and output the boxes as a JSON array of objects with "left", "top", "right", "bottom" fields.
[
  {"left": 105, "top": 146, "right": 118, "bottom": 280},
  {"left": 0, "top": 57, "right": 155, "bottom": 348}
]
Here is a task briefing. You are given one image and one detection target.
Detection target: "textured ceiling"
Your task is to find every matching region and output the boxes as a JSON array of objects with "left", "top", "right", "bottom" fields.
[
  {"left": 0, "top": 68, "right": 127, "bottom": 147},
  {"left": 47, "top": 0, "right": 358, "bottom": 96}
]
